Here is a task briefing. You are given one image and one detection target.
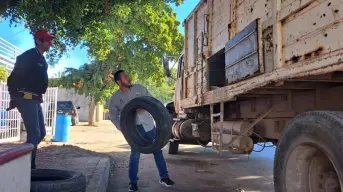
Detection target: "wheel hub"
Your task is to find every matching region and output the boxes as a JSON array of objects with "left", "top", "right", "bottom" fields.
[
  {"left": 321, "top": 172, "right": 340, "bottom": 192},
  {"left": 286, "top": 145, "right": 342, "bottom": 192}
]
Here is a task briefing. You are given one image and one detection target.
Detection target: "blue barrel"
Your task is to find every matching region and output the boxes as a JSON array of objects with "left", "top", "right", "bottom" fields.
[
  {"left": 52, "top": 114, "right": 71, "bottom": 142},
  {"left": 0, "top": 107, "right": 6, "bottom": 127}
]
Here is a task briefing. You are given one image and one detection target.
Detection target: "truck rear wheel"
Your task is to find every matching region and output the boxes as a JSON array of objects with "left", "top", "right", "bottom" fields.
[{"left": 274, "top": 111, "right": 343, "bottom": 192}]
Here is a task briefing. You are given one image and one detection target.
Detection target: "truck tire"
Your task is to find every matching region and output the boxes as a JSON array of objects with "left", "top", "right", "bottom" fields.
[
  {"left": 168, "top": 141, "right": 179, "bottom": 154},
  {"left": 120, "top": 96, "right": 172, "bottom": 154},
  {"left": 31, "top": 169, "right": 86, "bottom": 192},
  {"left": 274, "top": 111, "right": 343, "bottom": 192}
]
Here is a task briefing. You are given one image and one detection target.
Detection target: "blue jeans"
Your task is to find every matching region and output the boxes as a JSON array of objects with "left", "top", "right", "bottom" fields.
[
  {"left": 129, "top": 125, "right": 169, "bottom": 184},
  {"left": 17, "top": 99, "right": 46, "bottom": 168}
]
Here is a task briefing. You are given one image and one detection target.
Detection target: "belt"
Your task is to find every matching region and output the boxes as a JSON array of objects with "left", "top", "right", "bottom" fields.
[
  {"left": 7, "top": 91, "right": 43, "bottom": 111},
  {"left": 10, "top": 91, "right": 43, "bottom": 102}
]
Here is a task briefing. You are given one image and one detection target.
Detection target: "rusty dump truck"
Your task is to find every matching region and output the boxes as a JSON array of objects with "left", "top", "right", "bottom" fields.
[{"left": 163, "top": 0, "right": 343, "bottom": 191}]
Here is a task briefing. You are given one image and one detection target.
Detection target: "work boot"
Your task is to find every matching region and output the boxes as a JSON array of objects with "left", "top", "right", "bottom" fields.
[
  {"left": 128, "top": 182, "right": 138, "bottom": 192},
  {"left": 159, "top": 178, "right": 175, "bottom": 187}
]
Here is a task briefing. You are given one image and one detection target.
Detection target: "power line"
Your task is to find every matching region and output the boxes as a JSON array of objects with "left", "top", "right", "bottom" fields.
[{"left": 5, "top": 29, "right": 26, "bottom": 38}]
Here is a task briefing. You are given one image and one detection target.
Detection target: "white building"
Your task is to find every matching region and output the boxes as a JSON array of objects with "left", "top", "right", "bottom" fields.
[{"left": 0, "top": 37, "right": 23, "bottom": 73}]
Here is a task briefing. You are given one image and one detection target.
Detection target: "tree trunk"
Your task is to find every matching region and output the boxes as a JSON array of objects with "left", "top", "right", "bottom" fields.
[{"left": 88, "top": 96, "right": 96, "bottom": 126}]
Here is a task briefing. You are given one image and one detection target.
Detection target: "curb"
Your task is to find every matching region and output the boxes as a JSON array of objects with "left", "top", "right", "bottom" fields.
[{"left": 86, "top": 157, "right": 110, "bottom": 192}]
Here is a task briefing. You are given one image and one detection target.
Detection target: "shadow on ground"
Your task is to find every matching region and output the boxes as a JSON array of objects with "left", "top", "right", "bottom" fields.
[{"left": 36, "top": 143, "right": 274, "bottom": 192}]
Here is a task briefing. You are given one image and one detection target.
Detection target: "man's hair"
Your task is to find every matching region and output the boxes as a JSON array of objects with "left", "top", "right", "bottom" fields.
[
  {"left": 34, "top": 38, "right": 44, "bottom": 47},
  {"left": 113, "top": 70, "right": 125, "bottom": 84}
]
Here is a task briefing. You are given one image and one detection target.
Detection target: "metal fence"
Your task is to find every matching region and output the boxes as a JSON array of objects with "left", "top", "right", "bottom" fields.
[
  {"left": 42, "top": 87, "right": 58, "bottom": 136},
  {"left": 0, "top": 37, "right": 23, "bottom": 72},
  {"left": 0, "top": 82, "right": 58, "bottom": 143},
  {"left": 0, "top": 82, "right": 21, "bottom": 142}
]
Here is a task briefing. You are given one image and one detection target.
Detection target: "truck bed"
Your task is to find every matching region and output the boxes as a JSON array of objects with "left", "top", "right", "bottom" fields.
[
  {"left": 183, "top": 47, "right": 343, "bottom": 107},
  {"left": 176, "top": 0, "right": 343, "bottom": 111}
]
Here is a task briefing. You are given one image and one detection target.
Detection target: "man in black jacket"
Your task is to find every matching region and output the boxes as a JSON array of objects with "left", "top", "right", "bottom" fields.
[{"left": 7, "top": 30, "right": 54, "bottom": 169}]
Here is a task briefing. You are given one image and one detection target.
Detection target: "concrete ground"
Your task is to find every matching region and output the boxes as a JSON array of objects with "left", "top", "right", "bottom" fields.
[{"left": 36, "top": 121, "right": 275, "bottom": 192}]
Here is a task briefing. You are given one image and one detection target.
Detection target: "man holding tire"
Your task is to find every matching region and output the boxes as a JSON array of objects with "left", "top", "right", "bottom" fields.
[{"left": 109, "top": 70, "right": 175, "bottom": 192}]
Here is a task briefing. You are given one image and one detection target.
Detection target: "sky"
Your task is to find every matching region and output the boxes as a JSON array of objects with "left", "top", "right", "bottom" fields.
[{"left": 0, "top": 0, "right": 200, "bottom": 77}]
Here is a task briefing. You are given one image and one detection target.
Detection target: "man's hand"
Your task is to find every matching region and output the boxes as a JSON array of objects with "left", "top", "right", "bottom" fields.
[{"left": 6, "top": 99, "right": 18, "bottom": 111}]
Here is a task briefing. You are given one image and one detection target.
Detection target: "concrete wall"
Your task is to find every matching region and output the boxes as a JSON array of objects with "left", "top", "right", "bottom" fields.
[
  {"left": 57, "top": 88, "right": 104, "bottom": 122},
  {"left": 57, "top": 88, "right": 91, "bottom": 122},
  {"left": 0, "top": 154, "right": 31, "bottom": 192}
]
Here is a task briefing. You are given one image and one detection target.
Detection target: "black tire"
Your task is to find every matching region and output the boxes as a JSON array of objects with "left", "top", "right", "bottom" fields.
[
  {"left": 274, "top": 111, "right": 343, "bottom": 192},
  {"left": 120, "top": 96, "right": 172, "bottom": 154},
  {"left": 168, "top": 141, "right": 179, "bottom": 154},
  {"left": 31, "top": 169, "right": 87, "bottom": 192}
]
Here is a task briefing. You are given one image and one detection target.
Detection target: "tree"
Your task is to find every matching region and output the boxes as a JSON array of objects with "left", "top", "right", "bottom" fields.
[
  {"left": 138, "top": 69, "right": 176, "bottom": 104},
  {"left": 48, "top": 78, "right": 63, "bottom": 87},
  {"left": 4, "top": 0, "right": 184, "bottom": 126},
  {"left": 0, "top": 66, "right": 9, "bottom": 82},
  {"left": 60, "top": 61, "right": 116, "bottom": 126},
  {"left": 1, "top": 0, "right": 184, "bottom": 64},
  {"left": 58, "top": 1, "right": 183, "bottom": 126},
  {"left": 82, "top": 1, "right": 183, "bottom": 83}
]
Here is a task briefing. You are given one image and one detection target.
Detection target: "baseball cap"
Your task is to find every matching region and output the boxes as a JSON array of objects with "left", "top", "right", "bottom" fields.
[{"left": 34, "top": 30, "right": 55, "bottom": 41}]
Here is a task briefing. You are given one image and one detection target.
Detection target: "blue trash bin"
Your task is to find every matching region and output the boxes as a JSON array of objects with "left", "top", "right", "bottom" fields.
[
  {"left": 52, "top": 114, "right": 71, "bottom": 142},
  {"left": 0, "top": 106, "right": 6, "bottom": 127}
]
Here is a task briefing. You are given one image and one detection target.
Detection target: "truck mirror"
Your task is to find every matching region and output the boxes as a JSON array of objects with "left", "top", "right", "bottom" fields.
[{"left": 162, "top": 55, "right": 171, "bottom": 78}]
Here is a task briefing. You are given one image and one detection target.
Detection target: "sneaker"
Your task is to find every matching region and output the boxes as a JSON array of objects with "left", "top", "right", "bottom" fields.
[
  {"left": 159, "top": 178, "right": 175, "bottom": 187},
  {"left": 128, "top": 183, "right": 138, "bottom": 192}
]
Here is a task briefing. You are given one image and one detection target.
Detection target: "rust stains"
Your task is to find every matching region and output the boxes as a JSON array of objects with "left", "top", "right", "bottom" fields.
[
  {"left": 304, "top": 52, "right": 312, "bottom": 60},
  {"left": 286, "top": 46, "right": 325, "bottom": 65},
  {"left": 282, "top": 1, "right": 314, "bottom": 24},
  {"left": 313, "top": 47, "right": 324, "bottom": 56},
  {"left": 264, "top": 31, "right": 273, "bottom": 53},
  {"left": 286, "top": 55, "right": 302, "bottom": 64},
  {"left": 293, "top": 2, "right": 312, "bottom": 16}
]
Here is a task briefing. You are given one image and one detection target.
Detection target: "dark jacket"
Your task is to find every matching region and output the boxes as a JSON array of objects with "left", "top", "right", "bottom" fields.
[{"left": 7, "top": 48, "right": 48, "bottom": 95}]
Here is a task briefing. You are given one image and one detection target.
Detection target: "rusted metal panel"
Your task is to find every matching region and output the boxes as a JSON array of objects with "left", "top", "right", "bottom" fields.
[
  {"left": 186, "top": 72, "right": 196, "bottom": 97},
  {"left": 282, "top": 0, "right": 343, "bottom": 66},
  {"left": 280, "top": 0, "right": 315, "bottom": 19},
  {"left": 174, "top": 78, "right": 183, "bottom": 113},
  {"left": 236, "top": 0, "right": 272, "bottom": 33},
  {"left": 196, "top": 49, "right": 343, "bottom": 107},
  {"left": 263, "top": 26, "right": 274, "bottom": 72},
  {"left": 225, "top": 19, "right": 263, "bottom": 84},
  {"left": 282, "top": 0, "right": 341, "bottom": 45},
  {"left": 180, "top": 96, "right": 197, "bottom": 108},
  {"left": 179, "top": 0, "right": 343, "bottom": 109},
  {"left": 211, "top": 0, "right": 231, "bottom": 54},
  {"left": 186, "top": 16, "right": 195, "bottom": 70},
  {"left": 196, "top": 3, "right": 207, "bottom": 38}
]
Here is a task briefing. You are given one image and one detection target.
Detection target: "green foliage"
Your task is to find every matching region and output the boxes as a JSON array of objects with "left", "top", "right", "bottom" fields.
[
  {"left": 83, "top": 1, "right": 184, "bottom": 83},
  {"left": 0, "top": 66, "right": 9, "bottom": 82},
  {"left": 3, "top": 0, "right": 184, "bottom": 125},
  {"left": 52, "top": 1, "right": 183, "bottom": 107},
  {"left": 2, "top": 0, "right": 184, "bottom": 65},
  {"left": 138, "top": 69, "right": 176, "bottom": 104},
  {"left": 48, "top": 78, "right": 63, "bottom": 87},
  {"left": 60, "top": 61, "right": 117, "bottom": 103}
]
